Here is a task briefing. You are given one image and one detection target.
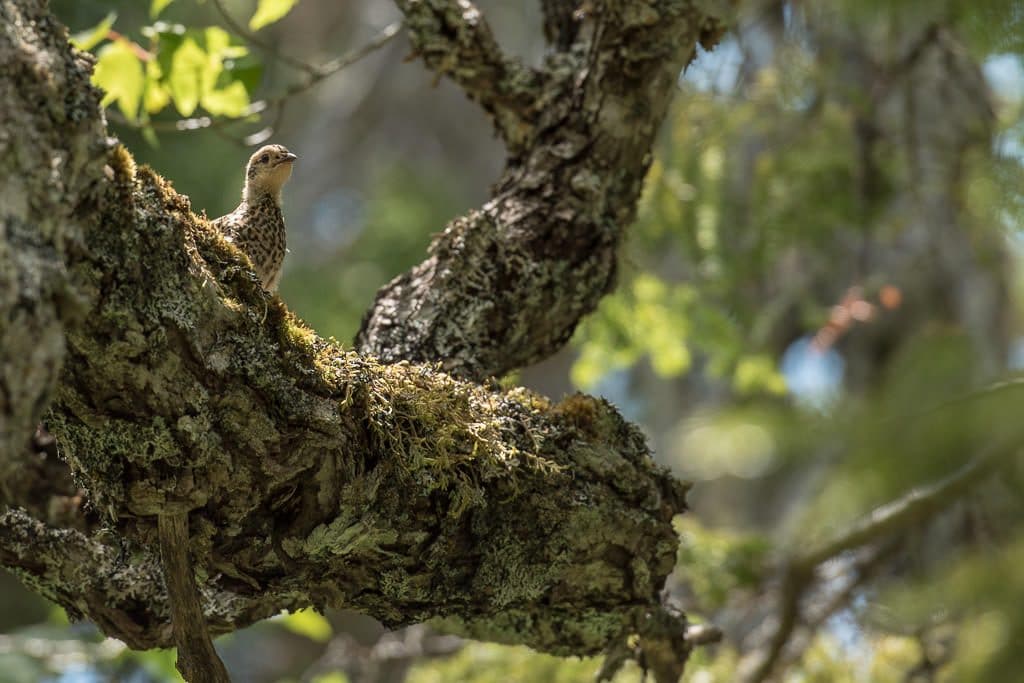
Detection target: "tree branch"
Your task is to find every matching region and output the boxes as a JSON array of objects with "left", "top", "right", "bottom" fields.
[
  {"left": 159, "top": 511, "right": 231, "bottom": 682},
  {"left": 737, "top": 446, "right": 1010, "bottom": 683},
  {"left": 0, "top": 0, "right": 106, "bottom": 468},
  {"left": 359, "top": 0, "right": 730, "bottom": 380},
  {"left": 3, "top": 139, "right": 694, "bottom": 673},
  {"left": 394, "top": 0, "right": 546, "bottom": 152}
]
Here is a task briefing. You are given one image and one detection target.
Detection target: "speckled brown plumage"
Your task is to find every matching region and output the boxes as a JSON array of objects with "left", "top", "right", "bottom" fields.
[{"left": 213, "top": 144, "right": 297, "bottom": 291}]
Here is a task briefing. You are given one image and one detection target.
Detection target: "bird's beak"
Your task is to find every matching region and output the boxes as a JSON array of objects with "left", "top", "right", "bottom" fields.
[{"left": 284, "top": 153, "right": 298, "bottom": 162}]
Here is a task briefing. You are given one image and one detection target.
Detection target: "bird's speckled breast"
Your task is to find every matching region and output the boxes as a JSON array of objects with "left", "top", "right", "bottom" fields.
[{"left": 217, "top": 193, "right": 287, "bottom": 291}]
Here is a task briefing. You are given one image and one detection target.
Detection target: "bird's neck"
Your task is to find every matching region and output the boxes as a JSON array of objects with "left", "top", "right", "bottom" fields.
[{"left": 242, "top": 184, "right": 282, "bottom": 207}]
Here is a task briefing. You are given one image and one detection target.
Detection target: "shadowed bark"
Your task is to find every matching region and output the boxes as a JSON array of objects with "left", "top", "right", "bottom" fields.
[{"left": 0, "top": 0, "right": 732, "bottom": 680}]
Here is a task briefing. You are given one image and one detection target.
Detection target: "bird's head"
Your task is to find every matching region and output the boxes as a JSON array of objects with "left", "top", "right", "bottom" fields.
[{"left": 243, "top": 144, "right": 297, "bottom": 201}]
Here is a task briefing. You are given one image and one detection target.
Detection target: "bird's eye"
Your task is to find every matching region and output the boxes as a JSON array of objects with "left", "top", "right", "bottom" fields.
[{"left": 259, "top": 155, "right": 270, "bottom": 164}]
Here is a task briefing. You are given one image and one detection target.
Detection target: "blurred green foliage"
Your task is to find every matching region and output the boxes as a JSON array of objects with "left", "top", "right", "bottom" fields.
[
  {"left": 279, "top": 166, "right": 461, "bottom": 342},
  {"left": 405, "top": 643, "right": 629, "bottom": 683}
]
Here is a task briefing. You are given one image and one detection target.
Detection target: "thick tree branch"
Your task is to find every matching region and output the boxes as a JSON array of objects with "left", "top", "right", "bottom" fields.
[
  {"left": 358, "top": 0, "right": 729, "bottom": 380},
  {"left": 0, "top": 508, "right": 287, "bottom": 649},
  {"left": 0, "top": 140, "right": 693, "bottom": 668}
]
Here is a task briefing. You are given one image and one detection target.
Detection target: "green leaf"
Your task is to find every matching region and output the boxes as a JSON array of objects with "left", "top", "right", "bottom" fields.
[
  {"left": 143, "top": 59, "right": 171, "bottom": 114},
  {"left": 278, "top": 609, "right": 333, "bottom": 643},
  {"left": 69, "top": 12, "right": 116, "bottom": 51},
  {"left": 141, "top": 124, "right": 160, "bottom": 148},
  {"left": 150, "top": 0, "right": 175, "bottom": 18},
  {"left": 167, "top": 36, "right": 207, "bottom": 116},
  {"left": 222, "top": 55, "right": 264, "bottom": 95},
  {"left": 249, "top": 0, "right": 300, "bottom": 31},
  {"left": 92, "top": 40, "right": 145, "bottom": 121},
  {"left": 154, "top": 25, "right": 186, "bottom": 87},
  {"left": 733, "top": 355, "right": 787, "bottom": 396},
  {"left": 203, "top": 26, "right": 247, "bottom": 60},
  {"left": 201, "top": 80, "right": 249, "bottom": 117}
]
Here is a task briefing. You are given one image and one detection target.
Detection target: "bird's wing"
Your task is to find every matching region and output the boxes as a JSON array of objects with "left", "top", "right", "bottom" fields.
[{"left": 212, "top": 209, "right": 241, "bottom": 239}]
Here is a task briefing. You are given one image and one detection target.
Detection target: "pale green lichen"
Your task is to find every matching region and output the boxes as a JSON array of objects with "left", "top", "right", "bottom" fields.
[
  {"left": 302, "top": 516, "right": 399, "bottom": 559},
  {"left": 474, "top": 541, "right": 552, "bottom": 608}
]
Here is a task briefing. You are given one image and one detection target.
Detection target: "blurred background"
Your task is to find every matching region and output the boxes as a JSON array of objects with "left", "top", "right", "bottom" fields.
[{"left": 3, "top": 0, "right": 1024, "bottom": 681}]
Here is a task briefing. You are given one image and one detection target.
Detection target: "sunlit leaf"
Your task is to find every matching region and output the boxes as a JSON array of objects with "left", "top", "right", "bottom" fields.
[
  {"left": 202, "top": 80, "right": 250, "bottom": 117},
  {"left": 278, "top": 609, "right": 332, "bottom": 643},
  {"left": 649, "top": 337, "right": 691, "bottom": 376},
  {"left": 69, "top": 12, "right": 116, "bottom": 51},
  {"left": 150, "top": 0, "right": 175, "bottom": 19},
  {"left": 249, "top": 0, "right": 300, "bottom": 31},
  {"left": 733, "top": 354, "right": 787, "bottom": 395},
  {"left": 167, "top": 36, "right": 207, "bottom": 116},
  {"left": 92, "top": 40, "right": 145, "bottom": 121},
  {"left": 204, "top": 26, "right": 248, "bottom": 60},
  {"left": 143, "top": 60, "right": 170, "bottom": 114}
]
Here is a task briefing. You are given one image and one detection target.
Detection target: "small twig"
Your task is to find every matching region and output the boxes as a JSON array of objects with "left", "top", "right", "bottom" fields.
[
  {"left": 209, "top": 0, "right": 319, "bottom": 76},
  {"left": 776, "top": 542, "right": 897, "bottom": 675},
  {"left": 243, "top": 100, "right": 286, "bottom": 146},
  {"left": 158, "top": 511, "right": 231, "bottom": 683}
]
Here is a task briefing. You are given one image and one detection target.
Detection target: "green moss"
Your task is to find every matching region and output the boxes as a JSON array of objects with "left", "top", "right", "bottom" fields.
[{"left": 302, "top": 516, "right": 399, "bottom": 559}]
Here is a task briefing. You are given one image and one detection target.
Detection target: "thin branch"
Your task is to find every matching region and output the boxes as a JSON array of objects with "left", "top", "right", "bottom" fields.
[
  {"left": 798, "top": 447, "right": 1005, "bottom": 568},
  {"left": 685, "top": 623, "right": 724, "bottom": 647},
  {"left": 738, "top": 447, "right": 1009, "bottom": 683},
  {"left": 209, "top": 0, "right": 319, "bottom": 76},
  {"left": 775, "top": 542, "right": 897, "bottom": 675}
]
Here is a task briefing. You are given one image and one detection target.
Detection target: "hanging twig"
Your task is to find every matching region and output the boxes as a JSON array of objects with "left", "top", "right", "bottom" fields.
[{"left": 158, "top": 511, "right": 231, "bottom": 683}]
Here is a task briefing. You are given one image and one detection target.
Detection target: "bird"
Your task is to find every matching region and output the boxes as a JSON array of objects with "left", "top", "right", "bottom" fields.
[{"left": 212, "top": 144, "right": 297, "bottom": 292}]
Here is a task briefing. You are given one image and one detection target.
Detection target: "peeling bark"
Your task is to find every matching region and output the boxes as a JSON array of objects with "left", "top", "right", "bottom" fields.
[{"left": 0, "top": 0, "right": 733, "bottom": 679}]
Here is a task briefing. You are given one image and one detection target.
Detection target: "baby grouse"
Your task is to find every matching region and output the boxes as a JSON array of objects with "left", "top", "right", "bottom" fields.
[{"left": 213, "top": 144, "right": 297, "bottom": 291}]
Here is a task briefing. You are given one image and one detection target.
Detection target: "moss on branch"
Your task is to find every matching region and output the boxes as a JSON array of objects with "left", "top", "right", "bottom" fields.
[{"left": 26, "top": 144, "right": 694, "bottom": 660}]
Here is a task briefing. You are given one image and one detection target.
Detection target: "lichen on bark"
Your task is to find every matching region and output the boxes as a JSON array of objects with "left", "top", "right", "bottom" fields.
[{"left": 28, "top": 142, "right": 691, "bottom": 660}]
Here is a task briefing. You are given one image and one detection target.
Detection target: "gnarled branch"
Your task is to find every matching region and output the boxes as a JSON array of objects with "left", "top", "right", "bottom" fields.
[{"left": 358, "top": 0, "right": 729, "bottom": 380}]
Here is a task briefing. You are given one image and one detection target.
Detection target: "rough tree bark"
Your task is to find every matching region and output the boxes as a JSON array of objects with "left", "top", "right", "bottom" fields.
[{"left": 0, "top": 0, "right": 730, "bottom": 680}]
